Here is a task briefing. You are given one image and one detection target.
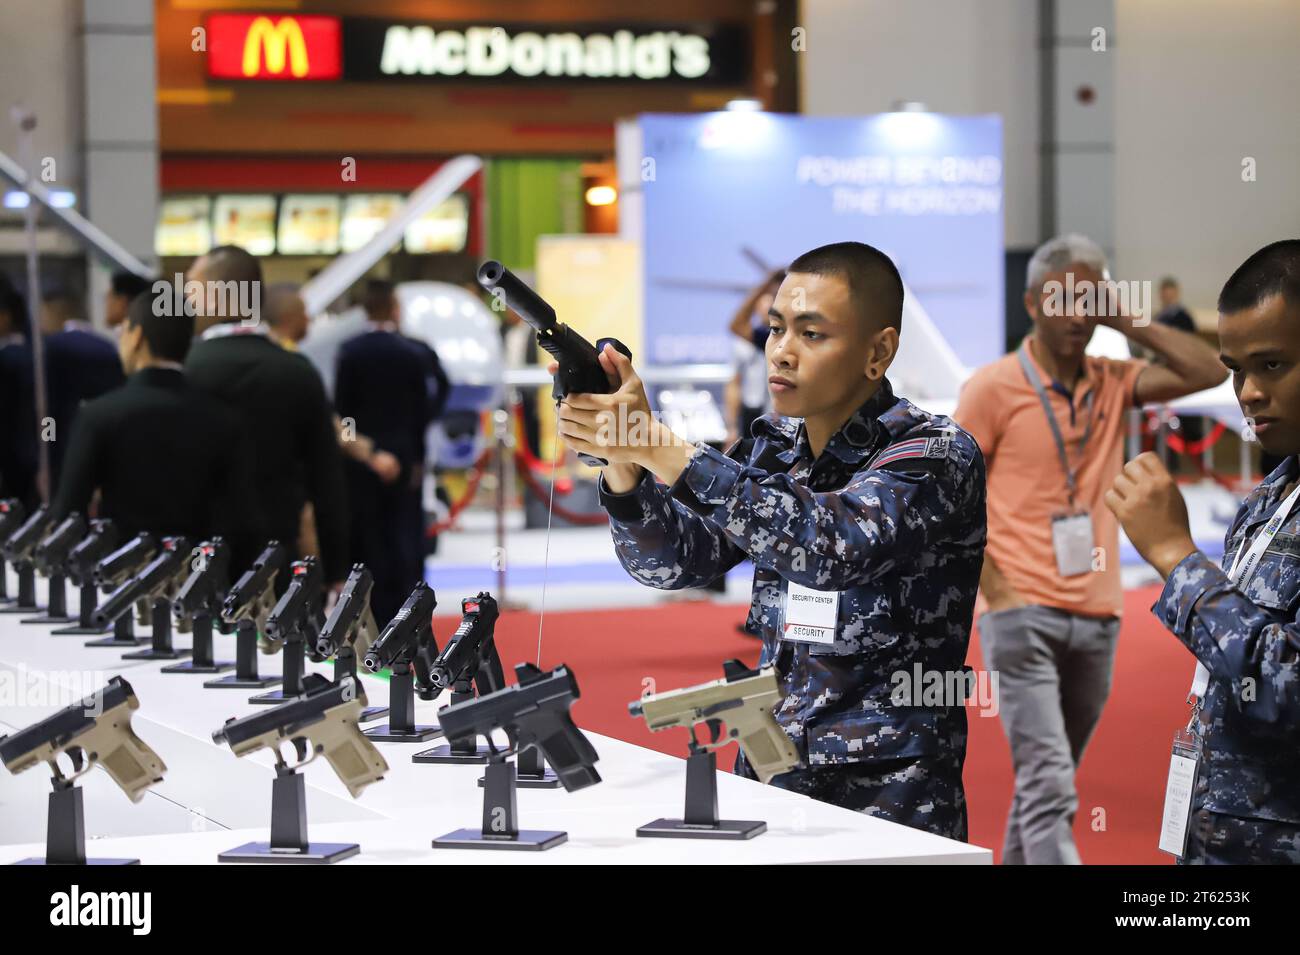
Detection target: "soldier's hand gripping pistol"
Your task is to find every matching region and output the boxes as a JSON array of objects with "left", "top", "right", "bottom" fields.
[
  {"left": 0, "top": 676, "right": 167, "bottom": 802},
  {"left": 93, "top": 536, "right": 191, "bottom": 629},
  {"left": 264, "top": 556, "right": 327, "bottom": 661},
  {"left": 628, "top": 661, "right": 801, "bottom": 784},
  {"left": 362, "top": 580, "right": 439, "bottom": 699},
  {"left": 476, "top": 260, "right": 632, "bottom": 467},
  {"left": 211, "top": 674, "right": 388, "bottom": 798},
  {"left": 221, "top": 541, "right": 287, "bottom": 650},
  {"left": 436, "top": 663, "right": 601, "bottom": 792}
]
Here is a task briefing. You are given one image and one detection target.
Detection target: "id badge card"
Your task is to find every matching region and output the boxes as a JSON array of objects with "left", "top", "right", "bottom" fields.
[
  {"left": 1157, "top": 728, "right": 1202, "bottom": 858},
  {"left": 1051, "top": 511, "right": 1094, "bottom": 577},
  {"left": 781, "top": 581, "right": 839, "bottom": 646}
]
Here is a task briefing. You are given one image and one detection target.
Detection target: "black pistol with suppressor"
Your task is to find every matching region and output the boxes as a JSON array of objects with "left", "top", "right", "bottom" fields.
[
  {"left": 435, "top": 663, "right": 601, "bottom": 792},
  {"left": 475, "top": 259, "right": 632, "bottom": 466},
  {"left": 93, "top": 536, "right": 191, "bottom": 629}
]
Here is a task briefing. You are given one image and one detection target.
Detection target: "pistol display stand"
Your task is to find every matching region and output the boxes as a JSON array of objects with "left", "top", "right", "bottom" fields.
[
  {"left": 204, "top": 620, "right": 280, "bottom": 689},
  {"left": 0, "top": 555, "right": 9, "bottom": 601},
  {"left": 84, "top": 607, "right": 147, "bottom": 648},
  {"left": 432, "top": 755, "right": 566, "bottom": 851},
  {"left": 637, "top": 748, "right": 766, "bottom": 840},
  {"left": 218, "top": 765, "right": 358, "bottom": 864},
  {"left": 248, "top": 632, "right": 307, "bottom": 704},
  {"left": 477, "top": 744, "right": 560, "bottom": 789},
  {"left": 21, "top": 571, "right": 73, "bottom": 624},
  {"left": 163, "top": 613, "right": 234, "bottom": 674},
  {"left": 0, "top": 563, "right": 38, "bottom": 614},
  {"left": 12, "top": 784, "right": 138, "bottom": 866},
  {"left": 364, "top": 669, "right": 438, "bottom": 742},
  {"left": 51, "top": 582, "right": 105, "bottom": 635},
  {"left": 122, "top": 597, "right": 189, "bottom": 661},
  {"left": 412, "top": 688, "right": 496, "bottom": 764},
  {"left": 334, "top": 653, "right": 386, "bottom": 723}
]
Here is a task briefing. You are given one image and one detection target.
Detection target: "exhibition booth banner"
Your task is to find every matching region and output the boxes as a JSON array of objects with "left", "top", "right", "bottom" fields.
[{"left": 629, "top": 112, "right": 1004, "bottom": 369}]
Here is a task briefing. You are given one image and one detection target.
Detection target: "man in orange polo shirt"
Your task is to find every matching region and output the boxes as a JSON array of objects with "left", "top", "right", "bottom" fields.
[{"left": 954, "top": 233, "right": 1226, "bottom": 864}]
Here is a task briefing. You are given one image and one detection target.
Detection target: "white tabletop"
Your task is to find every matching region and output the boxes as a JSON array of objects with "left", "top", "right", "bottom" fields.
[{"left": 0, "top": 570, "right": 990, "bottom": 864}]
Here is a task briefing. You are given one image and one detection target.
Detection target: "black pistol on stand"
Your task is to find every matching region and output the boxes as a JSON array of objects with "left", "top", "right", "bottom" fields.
[
  {"left": 205, "top": 540, "right": 286, "bottom": 690},
  {"left": 51, "top": 518, "right": 118, "bottom": 635},
  {"left": 361, "top": 580, "right": 440, "bottom": 742},
  {"left": 85, "top": 532, "right": 158, "bottom": 647},
  {"left": 476, "top": 259, "right": 632, "bottom": 466},
  {"left": 0, "top": 498, "right": 26, "bottom": 603},
  {"left": 94, "top": 536, "right": 193, "bottom": 661},
  {"left": 165, "top": 538, "right": 236, "bottom": 675},
  {"left": 25, "top": 512, "right": 86, "bottom": 624},
  {"left": 0, "top": 505, "right": 50, "bottom": 615},
  {"left": 431, "top": 662, "right": 600, "bottom": 852},
  {"left": 249, "top": 556, "right": 327, "bottom": 705},
  {"left": 316, "top": 563, "right": 387, "bottom": 723}
]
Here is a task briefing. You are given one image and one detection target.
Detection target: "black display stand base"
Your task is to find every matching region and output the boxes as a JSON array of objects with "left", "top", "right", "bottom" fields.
[
  {"left": 412, "top": 740, "right": 495, "bottom": 764},
  {"left": 635, "top": 750, "right": 766, "bottom": 840},
  {"left": 205, "top": 621, "right": 279, "bottom": 688},
  {"left": 359, "top": 706, "right": 388, "bottom": 723},
  {"left": 218, "top": 769, "right": 356, "bottom": 864},
  {"left": 51, "top": 584, "right": 104, "bottom": 635},
  {"left": 477, "top": 746, "right": 560, "bottom": 789},
  {"left": 162, "top": 614, "right": 233, "bottom": 673},
  {"left": 247, "top": 638, "right": 306, "bottom": 704},
  {"left": 432, "top": 757, "right": 566, "bottom": 852},
  {"left": 10, "top": 785, "right": 140, "bottom": 866},
  {"left": 0, "top": 565, "right": 39, "bottom": 614},
  {"left": 84, "top": 614, "right": 145, "bottom": 649},
  {"left": 123, "top": 597, "right": 189, "bottom": 660},
  {"left": 363, "top": 670, "right": 437, "bottom": 742},
  {"left": 21, "top": 573, "right": 71, "bottom": 623}
]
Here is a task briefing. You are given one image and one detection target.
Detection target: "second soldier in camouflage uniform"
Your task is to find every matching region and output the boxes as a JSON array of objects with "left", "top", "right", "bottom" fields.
[
  {"left": 556, "top": 242, "right": 987, "bottom": 841},
  {"left": 1108, "top": 240, "right": 1300, "bottom": 864}
]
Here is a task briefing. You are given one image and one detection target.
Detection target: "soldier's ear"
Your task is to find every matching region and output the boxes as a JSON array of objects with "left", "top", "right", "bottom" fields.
[{"left": 864, "top": 326, "right": 899, "bottom": 381}]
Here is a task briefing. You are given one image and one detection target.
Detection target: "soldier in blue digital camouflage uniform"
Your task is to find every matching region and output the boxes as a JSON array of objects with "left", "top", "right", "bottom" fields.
[
  {"left": 1107, "top": 240, "right": 1300, "bottom": 864},
  {"left": 555, "top": 242, "right": 987, "bottom": 840}
]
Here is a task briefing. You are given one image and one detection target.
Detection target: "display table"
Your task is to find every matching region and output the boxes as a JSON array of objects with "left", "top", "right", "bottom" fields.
[{"left": 0, "top": 574, "right": 990, "bottom": 864}]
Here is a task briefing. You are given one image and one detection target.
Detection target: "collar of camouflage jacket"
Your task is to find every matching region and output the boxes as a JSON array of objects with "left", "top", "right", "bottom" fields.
[
  {"left": 756, "top": 377, "right": 915, "bottom": 467},
  {"left": 1238, "top": 453, "right": 1300, "bottom": 538}
]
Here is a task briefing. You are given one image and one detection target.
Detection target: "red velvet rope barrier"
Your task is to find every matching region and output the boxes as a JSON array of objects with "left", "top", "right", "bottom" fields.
[
  {"left": 425, "top": 447, "right": 493, "bottom": 536},
  {"left": 1163, "top": 420, "right": 1228, "bottom": 457}
]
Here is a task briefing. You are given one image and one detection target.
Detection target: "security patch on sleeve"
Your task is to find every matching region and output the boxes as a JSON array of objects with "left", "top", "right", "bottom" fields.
[{"left": 871, "top": 431, "right": 952, "bottom": 472}]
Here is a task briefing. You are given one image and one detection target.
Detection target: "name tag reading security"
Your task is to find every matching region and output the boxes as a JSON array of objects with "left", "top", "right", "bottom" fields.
[{"left": 783, "top": 582, "right": 839, "bottom": 645}]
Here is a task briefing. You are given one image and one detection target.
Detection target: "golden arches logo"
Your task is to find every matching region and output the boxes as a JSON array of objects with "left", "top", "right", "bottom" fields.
[{"left": 242, "top": 17, "right": 309, "bottom": 78}]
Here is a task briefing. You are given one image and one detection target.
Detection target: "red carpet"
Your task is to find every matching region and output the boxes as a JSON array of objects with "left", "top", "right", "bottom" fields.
[{"left": 435, "top": 583, "right": 1185, "bottom": 864}]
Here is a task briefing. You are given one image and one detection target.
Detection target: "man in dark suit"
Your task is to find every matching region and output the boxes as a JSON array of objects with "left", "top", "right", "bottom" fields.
[
  {"left": 183, "top": 245, "right": 348, "bottom": 587},
  {"left": 41, "top": 288, "right": 126, "bottom": 488},
  {"left": 335, "top": 280, "right": 449, "bottom": 622},
  {"left": 0, "top": 279, "right": 37, "bottom": 507},
  {"left": 105, "top": 271, "right": 152, "bottom": 333},
  {"left": 50, "top": 292, "right": 262, "bottom": 554}
]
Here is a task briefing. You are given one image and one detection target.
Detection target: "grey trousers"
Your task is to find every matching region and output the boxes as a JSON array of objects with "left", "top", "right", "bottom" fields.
[{"left": 979, "top": 604, "right": 1120, "bottom": 864}]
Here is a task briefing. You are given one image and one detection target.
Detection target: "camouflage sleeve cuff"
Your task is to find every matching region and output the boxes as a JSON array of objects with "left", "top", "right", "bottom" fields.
[
  {"left": 597, "top": 468, "right": 657, "bottom": 522},
  {"left": 1152, "top": 549, "right": 1226, "bottom": 641},
  {"left": 667, "top": 442, "right": 738, "bottom": 515}
]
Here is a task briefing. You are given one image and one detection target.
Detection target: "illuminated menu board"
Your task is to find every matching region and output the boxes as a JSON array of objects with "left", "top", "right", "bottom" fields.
[
  {"left": 277, "top": 194, "right": 341, "bottom": 255},
  {"left": 340, "top": 193, "right": 403, "bottom": 252},
  {"left": 155, "top": 196, "right": 212, "bottom": 257},
  {"left": 212, "top": 195, "right": 277, "bottom": 256},
  {"left": 404, "top": 195, "right": 469, "bottom": 254}
]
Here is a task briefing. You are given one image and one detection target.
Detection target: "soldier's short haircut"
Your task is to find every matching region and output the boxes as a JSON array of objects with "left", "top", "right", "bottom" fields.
[
  {"left": 362, "top": 279, "right": 396, "bottom": 320},
  {"left": 199, "top": 245, "right": 263, "bottom": 286},
  {"left": 127, "top": 291, "right": 193, "bottom": 363},
  {"left": 1218, "top": 239, "right": 1300, "bottom": 315},
  {"left": 786, "top": 241, "right": 904, "bottom": 332},
  {"left": 111, "top": 271, "right": 153, "bottom": 300}
]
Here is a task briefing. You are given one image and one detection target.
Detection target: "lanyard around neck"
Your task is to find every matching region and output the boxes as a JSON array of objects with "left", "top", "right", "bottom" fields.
[{"left": 1018, "top": 339, "right": 1095, "bottom": 507}]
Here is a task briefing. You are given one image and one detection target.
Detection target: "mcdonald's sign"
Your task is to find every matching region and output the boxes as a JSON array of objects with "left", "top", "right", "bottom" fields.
[{"left": 207, "top": 14, "right": 342, "bottom": 81}]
